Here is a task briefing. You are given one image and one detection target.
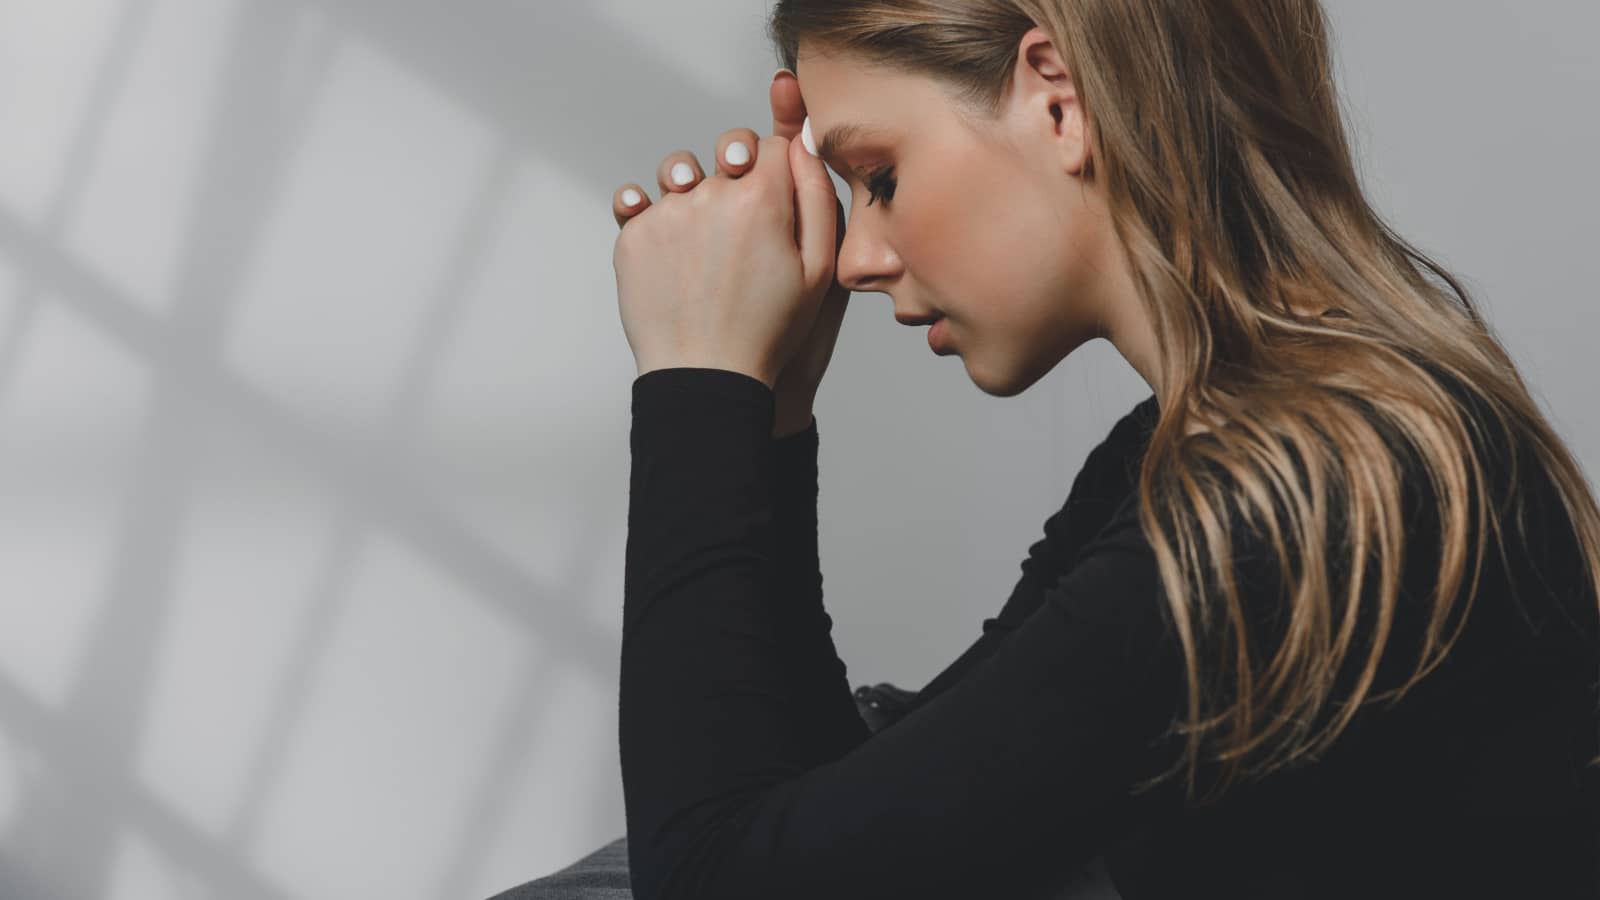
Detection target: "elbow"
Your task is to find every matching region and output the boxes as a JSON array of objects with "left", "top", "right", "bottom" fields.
[{"left": 624, "top": 798, "right": 765, "bottom": 900}]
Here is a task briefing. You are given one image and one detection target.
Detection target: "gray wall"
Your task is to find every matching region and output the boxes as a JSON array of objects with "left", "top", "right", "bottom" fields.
[{"left": 0, "top": 1, "right": 1593, "bottom": 898}]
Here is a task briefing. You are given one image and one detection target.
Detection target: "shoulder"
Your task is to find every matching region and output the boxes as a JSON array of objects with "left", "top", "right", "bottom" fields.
[{"left": 1057, "top": 369, "right": 1523, "bottom": 570}]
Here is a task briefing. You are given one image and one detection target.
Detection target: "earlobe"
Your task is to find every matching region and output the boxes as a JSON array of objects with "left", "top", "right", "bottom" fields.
[{"left": 1057, "top": 99, "right": 1091, "bottom": 177}]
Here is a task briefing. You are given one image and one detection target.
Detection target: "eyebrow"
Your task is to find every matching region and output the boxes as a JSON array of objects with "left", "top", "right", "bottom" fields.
[{"left": 816, "top": 122, "right": 890, "bottom": 162}]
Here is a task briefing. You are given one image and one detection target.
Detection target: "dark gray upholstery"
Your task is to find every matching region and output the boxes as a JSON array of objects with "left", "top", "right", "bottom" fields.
[
  {"left": 487, "top": 836, "right": 631, "bottom": 900},
  {"left": 486, "top": 832, "right": 1122, "bottom": 900}
]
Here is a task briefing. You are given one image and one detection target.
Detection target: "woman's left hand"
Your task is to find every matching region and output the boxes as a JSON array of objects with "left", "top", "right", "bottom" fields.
[{"left": 611, "top": 129, "right": 841, "bottom": 391}]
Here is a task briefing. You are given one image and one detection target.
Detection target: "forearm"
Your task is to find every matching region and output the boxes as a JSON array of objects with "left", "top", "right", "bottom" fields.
[{"left": 770, "top": 411, "right": 872, "bottom": 761}]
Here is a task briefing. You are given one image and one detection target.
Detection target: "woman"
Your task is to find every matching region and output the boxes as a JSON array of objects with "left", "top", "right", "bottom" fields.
[{"left": 593, "top": 1, "right": 1600, "bottom": 898}]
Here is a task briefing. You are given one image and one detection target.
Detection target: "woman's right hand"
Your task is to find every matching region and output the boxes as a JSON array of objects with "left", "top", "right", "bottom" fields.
[{"left": 767, "top": 68, "right": 851, "bottom": 431}]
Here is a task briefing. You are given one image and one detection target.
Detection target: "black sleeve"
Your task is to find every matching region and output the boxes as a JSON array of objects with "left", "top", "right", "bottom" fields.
[
  {"left": 620, "top": 368, "right": 1185, "bottom": 900},
  {"left": 769, "top": 416, "right": 873, "bottom": 763},
  {"left": 905, "top": 392, "right": 1161, "bottom": 713}
]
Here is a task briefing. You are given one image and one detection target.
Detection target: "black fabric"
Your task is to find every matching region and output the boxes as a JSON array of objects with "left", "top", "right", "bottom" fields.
[
  {"left": 619, "top": 366, "right": 1600, "bottom": 900},
  {"left": 849, "top": 681, "right": 921, "bottom": 734}
]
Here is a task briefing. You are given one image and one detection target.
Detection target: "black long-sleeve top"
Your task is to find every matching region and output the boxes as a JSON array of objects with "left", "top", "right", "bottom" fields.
[{"left": 619, "top": 366, "right": 1600, "bottom": 900}]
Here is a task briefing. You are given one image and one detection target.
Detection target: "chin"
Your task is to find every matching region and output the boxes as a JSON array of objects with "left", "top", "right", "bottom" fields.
[
  {"left": 965, "top": 360, "right": 1029, "bottom": 398},
  {"left": 966, "top": 352, "right": 1055, "bottom": 399}
]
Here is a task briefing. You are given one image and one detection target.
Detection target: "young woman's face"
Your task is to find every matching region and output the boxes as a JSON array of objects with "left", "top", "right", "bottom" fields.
[{"left": 795, "top": 39, "right": 1134, "bottom": 398}]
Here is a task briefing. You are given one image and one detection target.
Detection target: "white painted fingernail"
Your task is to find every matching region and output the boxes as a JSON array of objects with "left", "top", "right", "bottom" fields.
[
  {"left": 621, "top": 188, "right": 642, "bottom": 207},
  {"left": 800, "top": 116, "right": 818, "bottom": 156},
  {"left": 671, "top": 162, "right": 695, "bottom": 185},
  {"left": 723, "top": 142, "right": 750, "bottom": 166}
]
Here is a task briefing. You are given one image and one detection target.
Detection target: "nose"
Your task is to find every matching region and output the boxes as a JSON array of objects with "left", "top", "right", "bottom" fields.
[{"left": 833, "top": 207, "right": 900, "bottom": 293}]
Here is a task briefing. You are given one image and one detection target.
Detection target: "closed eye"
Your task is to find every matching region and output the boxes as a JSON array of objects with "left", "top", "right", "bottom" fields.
[{"left": 863, "top": 165, "right": 896, "bottom": 207}]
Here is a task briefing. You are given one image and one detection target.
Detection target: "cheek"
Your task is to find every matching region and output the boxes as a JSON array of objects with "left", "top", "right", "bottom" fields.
[{"left": 907, "top": 165, "right": 1071, "bottom": 330}]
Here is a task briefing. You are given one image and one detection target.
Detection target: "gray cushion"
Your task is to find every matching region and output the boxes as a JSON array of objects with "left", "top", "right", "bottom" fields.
[{"left": 486, "top": 836, "right": 631, "bottom": 900}]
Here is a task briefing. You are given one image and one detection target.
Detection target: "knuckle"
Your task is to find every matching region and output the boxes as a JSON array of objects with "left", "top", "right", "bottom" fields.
[
  {"left": 617, "top": 209, "right": 656, "bottom": 241},
  {"left": 738, "top": 184, "right": 784, "bottom": 221},
  {"left": 691, "top": 177, "right": 725, "bottom": 205}
]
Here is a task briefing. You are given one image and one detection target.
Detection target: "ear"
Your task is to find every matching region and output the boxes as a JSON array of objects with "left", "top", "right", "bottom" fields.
[{"left": 1011, "top": 26, "right": 1089, "bottom": 177}]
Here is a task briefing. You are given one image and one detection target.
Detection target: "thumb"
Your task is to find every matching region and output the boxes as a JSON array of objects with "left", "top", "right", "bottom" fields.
[{"left": 789, "top": 118, "right": 840, "bottom": 293}]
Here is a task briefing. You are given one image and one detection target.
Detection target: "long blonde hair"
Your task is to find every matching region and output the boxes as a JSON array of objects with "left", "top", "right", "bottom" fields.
[{"left": 768, "top": 0, "right": 1600, "bottom": 803}]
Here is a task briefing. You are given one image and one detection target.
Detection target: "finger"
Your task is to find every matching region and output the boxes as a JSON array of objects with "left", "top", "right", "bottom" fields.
[
  {"left": 770, "top": 68, "right": 805, "bottom": 140},
  {"left": 788, "top": 134, "right": 839, "bottom": 291},
  {"left": 752, "top": 134, "right": 796, "bottom": 216},
  {"left": 656, "top": 151, "right": 705, "bottom": 196},
  {"left": 712, "top": 128, "right": 761, "bottom": 177},
  {"left": 832, "top": 196, "right": 848, "bottom": 256},
  {"left": 613, "top": 184, "right": 651, "bottom": 229}
]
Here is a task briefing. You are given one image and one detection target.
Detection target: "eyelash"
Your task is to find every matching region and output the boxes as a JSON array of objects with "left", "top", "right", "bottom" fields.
[{"left": 862, "top": 166, "right": 896, "bottom": 207}]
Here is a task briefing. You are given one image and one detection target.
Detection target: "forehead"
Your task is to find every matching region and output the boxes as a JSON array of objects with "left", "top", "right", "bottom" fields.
[
  {"left": 794, "top": 45, "right": 923, "bottom": 107},
  {"left": 794, "top": 47, "right": 934, "bottom": 155}
]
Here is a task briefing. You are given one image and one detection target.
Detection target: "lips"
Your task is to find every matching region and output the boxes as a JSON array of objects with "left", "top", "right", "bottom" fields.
[{"left": 895, "top": 311, "right": 944, "bottom": 327}]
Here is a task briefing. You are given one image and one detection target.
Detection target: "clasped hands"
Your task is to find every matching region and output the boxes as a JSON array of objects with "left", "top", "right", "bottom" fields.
[{"left": 611, "top": 69, "right": 850, "bottom": 418}]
